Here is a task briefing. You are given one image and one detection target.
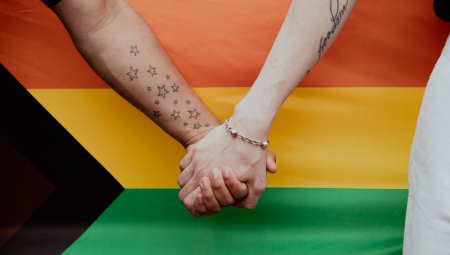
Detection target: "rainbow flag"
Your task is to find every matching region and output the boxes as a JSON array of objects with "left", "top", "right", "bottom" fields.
[{"left": 1, "top": 0, "right": 449, "bottom": 254}]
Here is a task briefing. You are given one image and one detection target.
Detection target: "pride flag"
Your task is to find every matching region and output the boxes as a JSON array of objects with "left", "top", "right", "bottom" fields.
[{"left": 1, "top": 0, "right": 449, "bottom": 254}]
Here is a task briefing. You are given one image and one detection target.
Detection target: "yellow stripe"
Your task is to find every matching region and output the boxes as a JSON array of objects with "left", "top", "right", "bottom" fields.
[{"left": 29, "top": 88, "right": 423, "bottom": 189}]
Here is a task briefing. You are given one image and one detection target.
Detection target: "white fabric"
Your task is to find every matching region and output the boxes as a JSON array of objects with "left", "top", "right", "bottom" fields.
[{"left": 403, "top": 34, "right": 450, "bottom": 254}]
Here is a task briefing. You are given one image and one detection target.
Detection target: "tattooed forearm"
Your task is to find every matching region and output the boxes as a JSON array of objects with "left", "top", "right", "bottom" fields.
[
  {"left": 317, "top": 0, "right": 349, "bottom": 60},
  {"left": 124, "top": 50, "right": 209, "bottom": 130}
]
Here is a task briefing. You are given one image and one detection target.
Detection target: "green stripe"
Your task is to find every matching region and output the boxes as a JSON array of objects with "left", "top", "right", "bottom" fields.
[{"left": 64, "top": 188, "right": 407, "bottom": 255}]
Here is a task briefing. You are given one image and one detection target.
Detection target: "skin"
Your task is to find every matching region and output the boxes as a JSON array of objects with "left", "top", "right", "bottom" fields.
[
  {"left": 180, "top": 0, "right": 359, "bottom": 213},
  {"left": 49, "top": 0, "right": 277, "bottom": 217}
]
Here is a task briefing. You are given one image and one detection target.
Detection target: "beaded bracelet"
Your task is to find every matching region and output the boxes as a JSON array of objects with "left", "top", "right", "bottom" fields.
[{"left": 224, "top": 119, "right": 270, "bottom": 149}]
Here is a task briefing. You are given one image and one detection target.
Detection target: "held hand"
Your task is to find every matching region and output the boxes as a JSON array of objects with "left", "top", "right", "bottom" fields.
[{"left": 178, "top": 123, "right": 275, "bottom": 217}]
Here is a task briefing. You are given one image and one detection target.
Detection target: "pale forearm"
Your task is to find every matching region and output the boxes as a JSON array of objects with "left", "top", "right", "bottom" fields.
[
  {"left": 52, "top": 0, "right": 220, "bottom": 146},
  {"left": 232, "top": 0, "right": 358, "bottom": 139}
]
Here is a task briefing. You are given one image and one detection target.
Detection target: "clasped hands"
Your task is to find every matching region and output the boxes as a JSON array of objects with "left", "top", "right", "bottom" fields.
[{"left": 178, "top": 120, "right": 277, "bottom": 218}]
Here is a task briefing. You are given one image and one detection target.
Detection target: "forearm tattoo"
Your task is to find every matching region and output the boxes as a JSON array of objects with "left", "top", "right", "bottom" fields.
[
  {"left": 127, "top": 67, "right": 138, "bottom": 81},
  {"left": 317, "top": 0, "right": 349, "bottom": 61},
  {"left": 126, "top": 46, "right": 209, "bottom": 129},
  {"left": 130, "top": 46, "right": 140, "bottom": 56},
  {"left": 147, "top": 66, "right": 157, "bottom": 76},
  {"left": 157, "top": 85, "right": 169, "bottom": 98}
]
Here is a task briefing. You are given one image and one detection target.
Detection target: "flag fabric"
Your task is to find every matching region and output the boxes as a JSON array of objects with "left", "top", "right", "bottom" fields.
[{"left": 0, "top": 0, "right": 449, "bottom": 254}]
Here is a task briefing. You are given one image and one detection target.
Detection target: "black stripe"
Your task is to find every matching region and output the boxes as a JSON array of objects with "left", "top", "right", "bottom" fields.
[
  {"left": 0, "top": 64, "right": 124, "bottom": 255},
  {"left": 42, "top": 0, "right": 62, "bottom": 9}
]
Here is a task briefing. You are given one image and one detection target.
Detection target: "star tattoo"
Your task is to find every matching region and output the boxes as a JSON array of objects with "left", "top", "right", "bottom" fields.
[
  {"left": 174, "top": 100, "right": 178, "bottom": 104},
  {"left": 147, "top": 66, "right": 157, "bottom": 77},
  {"left": 127, "top": 67, "right": 138, "bottom": 81},
  {"left": 193, "top": 123, "right": 202, "bottom": 129},
  {"left": 171, "top": 109, "right": 180, "bottom": 120},
  {"left": 155, "top": 100, "right": 160, "bottom": 105},
  {"left": 153, "top": 111, "right": 161, "bottom": 118},
  {"left": 186, "top": 100, "right": 190, "bottom": 104},
  {"left": 188, "top": 109, "right": 201, "bottom": 119},
  {"left": 183, "top": 122, "right": 188, "bottom": 127},
  {"left": 157, "top": 85, "right": 169, "bottom": 99},
  {"left": 205, "top": 124, "right": 210, "bottom": 127},
  {"left": 130, "top": 46, "right": 140, "bottom": 56},
  {"left": 171, "top": 83, "right": 179, "bottom": 92},
  {"left": 166, "top": 75, "right": 170, "bottom": 80},
  {"left": 147, "top": 87, "right": 151, "bottom": 92}
]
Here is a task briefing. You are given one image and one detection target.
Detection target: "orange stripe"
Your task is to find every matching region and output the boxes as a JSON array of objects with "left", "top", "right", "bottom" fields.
[{"left": 0, "top": 0, "right": 448, "bottom": 90}]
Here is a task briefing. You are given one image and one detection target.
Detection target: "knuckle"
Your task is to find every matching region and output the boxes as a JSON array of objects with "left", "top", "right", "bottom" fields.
[
  {"left": 177, "top": 176, "right": 183, "bottom": 188},
  {"left": 182, "top": 198, "right": 192, "bottom": 210},
  {"left": 194, "top": 167, "right": 207, "bottom": 178},
  {"left": 210, "top": 207, "right": 222, "bottom": 214},
  {"left": 235, "top": 190, "right": 247, "bottom": 200},
  {"left": 242, "top": 203, "right": 256, "bottom": 210},
  {"left": 196, "top": 207, "right": 207, "bottom": 213},
  {"left": 212, "top": 181, "right": 222, "bottom": 189},
  {"left": 255, "top": 186, "right": 266, "bottom": 195},
  {"left": 222, "top": 198, "right": 235, "bottom": 207},
  {"left": 203, "top": 192, "right": 213, "bottom": 200}
]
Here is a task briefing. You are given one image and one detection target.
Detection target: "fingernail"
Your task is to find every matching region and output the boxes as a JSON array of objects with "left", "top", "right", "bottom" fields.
[
  {"left": 201, "top": 178, "right": 210, "bottom": 189},
  {"left": 223, "top": 168, "right": 230, "bottom": 179},
  {"left": 197, "top": 196, "right": 203, "bottom": 204},
  {"left": 210, "top": 169, "right": 219, "bottom": 179}
]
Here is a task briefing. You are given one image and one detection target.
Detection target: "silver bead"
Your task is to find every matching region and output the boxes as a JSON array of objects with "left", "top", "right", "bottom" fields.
[
  {"left": 230, "top": 129, "right": 238, "bottom": 136},
  {"left": 261, "top": 141, "right": 269, "bottom": 149}
]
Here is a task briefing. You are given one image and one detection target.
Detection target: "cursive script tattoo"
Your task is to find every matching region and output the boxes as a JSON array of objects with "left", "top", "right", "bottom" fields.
[{"left": 317, "top": 0, "right": 349, "bottom": 60}]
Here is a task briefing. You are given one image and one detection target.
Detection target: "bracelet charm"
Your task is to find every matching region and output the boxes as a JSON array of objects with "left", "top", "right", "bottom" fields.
[{"left": 224, "top": 119, "right": 270, "bottom": 149}]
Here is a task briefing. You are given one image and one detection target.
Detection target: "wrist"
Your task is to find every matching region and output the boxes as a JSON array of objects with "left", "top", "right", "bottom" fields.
[
  {"left": 230, "top": 103, "right": 273, "bottom": 141},
  {"left": 182, "top": 122, "right": 220, "bottom": 149}
]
